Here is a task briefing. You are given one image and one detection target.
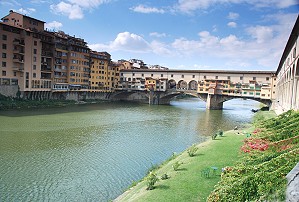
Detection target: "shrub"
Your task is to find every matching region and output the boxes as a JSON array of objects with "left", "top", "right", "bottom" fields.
[
  {"left": 218, "top": 130, "right": 223, "bottom": 137},
  {"left": 212, "top": 133, "right": 217, "bottom": 140},
  {"left": 161, "top": 173, "right": 169, "bottom": 180},
  {"left": 146, "top": 172, "right": 159, "bottom": 190},
  {"left": 187, "top": 144, "right": 198, "bottom": 157},
  {"left": 172, "top": 161, "right": 182, "bottom": 171}
]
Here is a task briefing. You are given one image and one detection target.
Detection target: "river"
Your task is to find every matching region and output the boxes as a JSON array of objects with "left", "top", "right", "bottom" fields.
[{"left": 0, "top": 98, "right": 259, "bottom": 201}]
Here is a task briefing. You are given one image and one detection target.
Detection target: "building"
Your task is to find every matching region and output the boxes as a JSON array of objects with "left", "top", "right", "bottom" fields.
[
  {"left": 0, "top": 10, "right": 53, "bottom": 99},
  {"left": 89, "top": 51, "right": 111, "bottom": 92},
  {"left": 275, "top": 15, "right": 299, "bottom": 113},
  {"left": 118, "top": 69, "right": 276, "bottom": 99},
  {"left": 0, "top": 10, "right": 118, "bottom": 99}
]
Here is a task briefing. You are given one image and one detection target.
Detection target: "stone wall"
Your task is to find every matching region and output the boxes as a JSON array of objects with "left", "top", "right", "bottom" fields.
[{"left": 286, "top": 162, "right": 299, "bottom": 201}]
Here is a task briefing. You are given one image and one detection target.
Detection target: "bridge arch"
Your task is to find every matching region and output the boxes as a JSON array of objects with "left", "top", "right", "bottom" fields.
[
  {"left": 177, "top": 80, "right": 187, "bottom": 90},
  {"left": 168, "top": 79, "right": 176, "bottom": 89},
  {"left": 188, "top": 80, "right": 198, "bottom": 90}
]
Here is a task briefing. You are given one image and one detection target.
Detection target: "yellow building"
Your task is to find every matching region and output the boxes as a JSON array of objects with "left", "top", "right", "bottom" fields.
[
  {"left": 145, "top": 78, "right": 156, "bottom": 91},
  {"left": 89, "top": 51, "right": 111, "bottom": 92}
]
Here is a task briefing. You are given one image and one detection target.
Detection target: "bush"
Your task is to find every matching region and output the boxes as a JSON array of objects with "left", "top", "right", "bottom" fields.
[
  {"left": 172, "top": 161, "right": 182, "bottom": 171},
  {"left": 146, "top": 172, "right": 159, "bottom": 190},
  {"left": 212, "top": 133, "right": 217, "bottom": 140},
  {"left": 187, "top": 144, "right": 198, "bottom": 157},
  {"left": 161, "top": 173, "right": 169, "bottom": 180}
]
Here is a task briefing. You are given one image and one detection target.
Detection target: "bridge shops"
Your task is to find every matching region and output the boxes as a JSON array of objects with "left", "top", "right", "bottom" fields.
[{"left": 115, "top": 69, "right": 276, "bottom": 109}]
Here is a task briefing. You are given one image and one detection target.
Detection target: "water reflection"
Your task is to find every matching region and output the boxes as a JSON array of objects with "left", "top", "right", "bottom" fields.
[{"left": 0, "top": 98, "right": 259, "bottom": 201}]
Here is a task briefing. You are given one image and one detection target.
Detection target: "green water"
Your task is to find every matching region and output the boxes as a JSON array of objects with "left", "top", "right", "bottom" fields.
[{"left": 0, "top": 98, "right": 259, "bottom": 201}]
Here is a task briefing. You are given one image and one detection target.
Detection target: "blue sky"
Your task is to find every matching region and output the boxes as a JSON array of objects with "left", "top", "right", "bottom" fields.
[{"left": 0, "top": 0, "right": 298, "bottom": 70}]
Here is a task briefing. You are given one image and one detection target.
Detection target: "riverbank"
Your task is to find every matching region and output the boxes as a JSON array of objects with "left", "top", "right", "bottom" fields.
[
  {"left": 114, "top": 110, "right": 276, "bottom": 202},
  {"left": 0, "top": 94, "right": 109, "bottom": 110}
]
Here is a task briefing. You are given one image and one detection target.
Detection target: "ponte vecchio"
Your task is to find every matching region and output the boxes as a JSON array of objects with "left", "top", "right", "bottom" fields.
[{"left": 114, "top": 69, "right": 276, "bottom": 109}]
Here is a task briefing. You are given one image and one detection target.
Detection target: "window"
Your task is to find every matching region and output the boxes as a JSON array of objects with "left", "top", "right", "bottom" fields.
[
  {"left": 171, "top": 74, "right": 173, "bottom": 77},
  {"left": 132, "top": 73, "right": 135, "bottom": 76},
  {"left": 253, "top": 77, "right": 256, "bottom": 80},
  {"left": 34, "top": 41, "right": 37, "bottom": 46},
  {"left": 293, "top": 47, "right": 297, "bottom": 58},
  {"left": 142, "top": 73, "right": 144, "bottom": 77},
  {"left": 33, "top": 73, "right": 36, "bottom": 78},
  {"left": 192, "top": 75, "right": 195, "bottom": 78},
  {"left": 2, "top": 62, "right": 6, "bottom": 67},
  {"left": 181, "top": 75, "right": 184, "bottom": 78},
  {"left": 161, "top": 74, "right": 163, "bottom": 77},
  {"left": 204, "top": 75, "right": 206, "bottom": 79},
  {"left": 34, "top": 49, "right": 37, "bottom": 54},
  {"left": 13, "top": 72, "right": 17, "bottom": 76},
  {"left": 33, "top": 65, "right": 36, "bottom": 70},
  {"left": 151, "top": 74, "right": 153, "bottom": 77},
  {"left": 227, "top": 76, "right": 230, "bottom": 79},
  {"left": 2, "top": 35, "right": 7, "bottom": 40},
  {"left": 215, "top": 76, "right": 218, "bottom": 79},
  {"left": 2, "top": 44, "right": 7, "bottom": 49},
  {"left": 33, "top": 56, "right": 37, "bottom": 62},
  {"left": 2, "top": 53, "right": 6, "bottom": 58},
  {"left": 240, "top": 76, "right": 243, "bottom": 80},
  {"left": 2, "top": 70, "right": 6, "bottom": 76},
  {"left": 266, "top": 77, "right": 269, "bottom": 81}
]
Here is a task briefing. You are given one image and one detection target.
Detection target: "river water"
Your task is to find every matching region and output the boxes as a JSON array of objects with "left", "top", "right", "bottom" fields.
[{"left": 0, "top": 98, "right": 259, "bottom": 201}]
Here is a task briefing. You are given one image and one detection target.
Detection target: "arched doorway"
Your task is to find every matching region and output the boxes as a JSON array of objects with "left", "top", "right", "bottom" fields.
[
  {"left": 168, "top": 79, "right": 176, "bottom": 89},
  {"left": 189, "top": 80, "right": 198, "bottom": 90},
  {"left": 177, "top": 80, "right": 187, "bottom": 90}
]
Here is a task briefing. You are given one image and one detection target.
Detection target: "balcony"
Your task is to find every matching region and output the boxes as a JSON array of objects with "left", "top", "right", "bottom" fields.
[
  {"left": 41, "top": 65, "right": 52, "bottom": 72},
  {"left": 42, "top": 51, "right": 53, "bottom": 58},
  {"left": 13, "top": 66, "right": 24, "bottom": 72},
  {"left": 13, "top": 39, "right": 25, "bottom": 46},
  {"left": 13, "top": 49, "right": 25, "bottom": 55},
  {"left": 13, "top": 58, "right": 24, "bottom": 63}
]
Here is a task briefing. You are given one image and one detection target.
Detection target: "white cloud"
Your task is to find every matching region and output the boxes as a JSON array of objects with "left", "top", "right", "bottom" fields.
[
  {"left": 150, "top": 32, "right": 167, "bottom": 38},
  {"left": 16, "top": 8, "right": 36, "bottom": 15},
  {"left": 45, "top": 21, "right": 63, "bottom": 30},
  {"left": 67, "top": 0, "right": 110, "bottom": 8},
  {"left": 89, "top": 32, "right": 151, "bottom": 53},
  {"left": 50, "top": 0, "right": 111, "bottom": 19},
  {"left": 227, "top": 12, "right": 239, "bottom": 20},
  {"left": 246, "top": 26, "right": 273, "bottom": 44},
  {"left": 50, "top": 1, "right": 83, "bottom": 19},
  {"left": 227, "top": 21, "right": 237, "bottom": 28},
  {"left": 131, "top": 5, "right": 165, "bottom": 14},
  {"left": 89, "top": 13, "right": 297, "bottom": 70},
  {"left": 175, "top": 0, "right": 298, "bottom": 13},
  {"left": 151, "top": 40, "right": 173, "bottom": 55},
  {"left": 0, "top": 0, "right": 21, "bottom": 6}
]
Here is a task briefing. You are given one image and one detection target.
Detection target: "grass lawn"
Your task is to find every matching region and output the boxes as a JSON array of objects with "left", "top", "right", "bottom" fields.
[{"left": 115, "top": 129, "right": 251, "bottom": 202}]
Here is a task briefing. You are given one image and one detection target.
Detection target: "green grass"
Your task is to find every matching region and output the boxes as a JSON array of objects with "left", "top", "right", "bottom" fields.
[{"left": 115, "top": 130, "right": 250, "bottom": 202}]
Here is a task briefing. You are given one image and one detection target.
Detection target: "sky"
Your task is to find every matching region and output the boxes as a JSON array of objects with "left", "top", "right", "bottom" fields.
[{"left": 0, "top": 0, "right": 298, "bottom": 71}]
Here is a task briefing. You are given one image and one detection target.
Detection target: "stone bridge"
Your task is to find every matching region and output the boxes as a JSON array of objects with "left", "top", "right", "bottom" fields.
[
  {"left": 115, "top": 69, "right": 276, "bottom": 109},
  {"left": 110, "top": 89, "right": 272, "bottom": 109}
]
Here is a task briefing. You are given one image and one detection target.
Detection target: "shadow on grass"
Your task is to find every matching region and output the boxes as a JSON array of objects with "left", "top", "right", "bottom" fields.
[
  {"left": 175, "top": 168, "right": 188, "bottom": 171},
  {"left": 192, "top": 153, "right": 204, "bottom": 157},
  {"left": 156, "top": 185, "right": 170, "bottom": 190}
]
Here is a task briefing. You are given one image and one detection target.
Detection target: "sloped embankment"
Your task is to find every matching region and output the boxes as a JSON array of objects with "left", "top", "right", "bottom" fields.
[{"left": 208, "top": 110, "right": 299, "bottom": 201}]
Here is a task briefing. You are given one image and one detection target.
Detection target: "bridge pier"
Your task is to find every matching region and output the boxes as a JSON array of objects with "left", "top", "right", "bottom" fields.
[{"left": 206, "top": 94, "right": 224, "bottom": 110}]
